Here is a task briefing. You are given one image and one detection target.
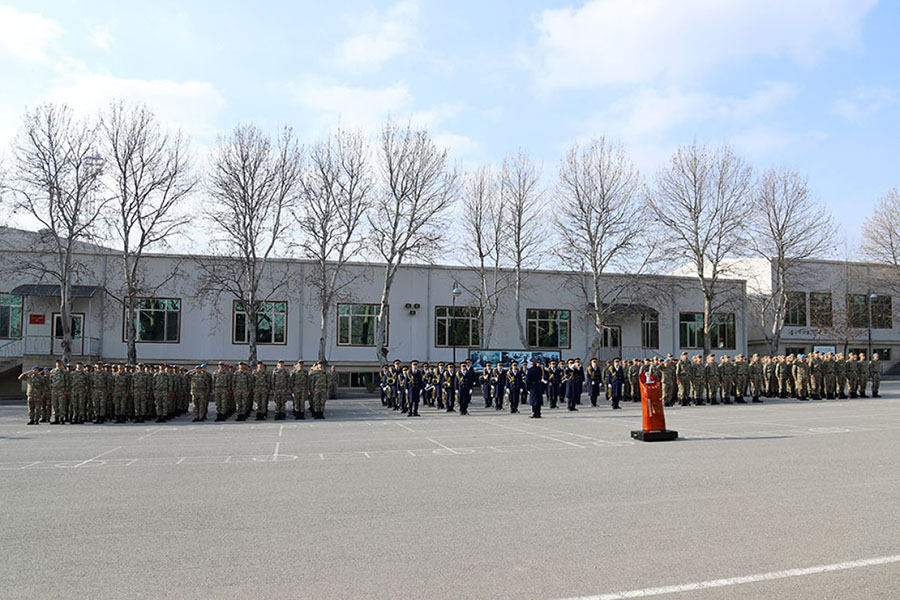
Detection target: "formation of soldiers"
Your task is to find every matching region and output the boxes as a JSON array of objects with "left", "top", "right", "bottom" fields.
[
  {"left": 377, "top": 351, "right": 885, "bottom": 415},
  {"left": 17, "top": 359, "right": 339, "bottom": 425}
]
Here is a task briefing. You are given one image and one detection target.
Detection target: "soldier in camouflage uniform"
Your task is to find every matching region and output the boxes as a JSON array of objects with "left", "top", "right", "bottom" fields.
[
  {"left": 253, "top": 361, "right": 270, "bottom": 420},
  {"left": 835, "top": 353, "right": 848, "bottom": 399},
  {"left": 271, "top": 360, "right": 291, "bottom": 420},
  {"left": 153, "top": 365, "right": 171, "bottom": 423},
  {"left": 846, "top": 354, "right": 859, "bottom": 398},
  {"left": 775, "top": 356, "right": 788, "bottom": 398},
  {"left": 291, "top": 360, "right": 309, "bottom": 420},
  {"left": 822, "top": 353, "right": 836, "bottom": 399},
  {"left": 187, "top": 364, "right": 212, "bottom": 421},
  {"left": 18, "top": 366, "right": 42, "bottom": 425},
  {"left": 49, "top": 359, "right": 69, "bottom": 424},
  {"left": 661, "top": 357, "right": 676, "bottom": 407},
  {"left": 131, "top": 365, "right": 150, "bottom": 423},
  {"left": 90, "top": 363, "right": 107, "bottom": 423},
  {"left": 704, "top": 355, "right": 719, "bottom": 405},
  {"left": 69, "top": 362, "right": 89, "bottom": 424},
  {"left": 38, "top": 368, "right": 51, "bottom": 422},
  {"left": 213, "top": 362, "right": 232, "bottom": 421},
  {"left": 717, "top": 355, "right": 733, "bottom": 404},
  {"left": 111, "top": 365, "right": 130, "bottom": 422},
  {"left": 792, "top": 355, "right": 811, "bottom": 401},
  {"left": 809, "top": 352, "right": 823, "bottom": 400},
  {"left": 748, "top": 353, "right": 764, "bottom": 402},
  {"left": 310, "top": 362, "right": 329, "bottom": 419},
  {"left": 869, "top": 353, "right": 882, "bottom": 397},
  {"left": 856, "top": 353, "right": 869, "bottom": 398},
  {"left": 690, "top": 355, "right": 705, "bottom": 406},
  {"left": 734, "top": 354, "right": 749, "bottom": 402},
  {"left": 676, "top": 352, "right": 692, "bottom": 406},
  {"left": 763, "top": 356, "right": 776, "bottom": 398},
  {"left": 232, "top": 362, "right": 253, "bottom": 421}
]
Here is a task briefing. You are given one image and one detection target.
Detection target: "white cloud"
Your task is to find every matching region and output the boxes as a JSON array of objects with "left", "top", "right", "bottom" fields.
[
  {"left": 584, "top": 82, "right": 797, "bottom": 139},
  {"left": 334, "top": 0, "right": 420, "bottom": 69},
  {"left": 290, "top": 79, "right": 414, "bottom": 132},
  {"left": 87, "top": 25, "right": 112, "bottom": 51},
  {"left": 0, "top": 5, "right": 64, "bottom": 62},
  {"left": 532, "top": 0, "right": 877, "bottom": 90},
  {"left": 45, "top": 73, "right": 226, "bottom": 138},
  {"left": 831, "top": 87, "right": 897, "bottom": 120}
]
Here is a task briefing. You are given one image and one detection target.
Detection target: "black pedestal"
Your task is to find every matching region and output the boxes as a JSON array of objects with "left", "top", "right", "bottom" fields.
[{"left": 631, "top": 429, "right": 679, "bottom": 442}]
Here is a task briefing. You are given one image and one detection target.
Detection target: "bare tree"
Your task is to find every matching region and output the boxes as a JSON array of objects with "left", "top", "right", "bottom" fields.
[
  {"left": 295, "top": 128, "right": 372, "bottom": 365},
  {"left": 4, "top": 103, "right": 106, "bottom": 363},
  {"left": 459, "top": 165, "right": 508, "bottom": 348},
  {"left": 862, "top": 187, "right": 900, "bottom": 289},
  {"left": 554, "top": 138, "right": 650, "bottom": 359},
  {"left": 648, "top": 142, "right": 753, "bottom": 356},
  {"left": 100, "top": 101, "right": 196, "bottom": 364},
  {"left": 500, "top": 149, "right": 544, "bottom": 348},
  {"left": 369, "top": 119, "right": 459, "bottom": 365},
  {"left": 198, "top": 124, "right": 302, "bottom": 363},
  {"left": 748, "top": 168, "right": 836, "bottom": 354}
]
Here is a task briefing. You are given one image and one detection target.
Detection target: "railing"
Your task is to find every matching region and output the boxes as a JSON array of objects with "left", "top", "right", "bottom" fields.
[{"left": 0, "top": 336, "right": 102, "bottom": 358}]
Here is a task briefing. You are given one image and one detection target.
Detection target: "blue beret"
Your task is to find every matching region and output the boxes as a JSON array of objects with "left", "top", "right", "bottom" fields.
[{"left": 32, "top": 365, "right": 40, "bottom": 370}]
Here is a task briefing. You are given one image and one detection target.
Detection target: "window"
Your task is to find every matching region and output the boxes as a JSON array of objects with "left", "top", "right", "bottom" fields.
[
  {"left": 233, "top": 301, "right": 287, "bottom": 344},
  {"left": 709, "top": 313, "right": 736, "bottom": 349},
  {"left": 435, "top": 306, "right": 482, "bottom": 347},
  {"left": 125, "top": 298, "right": 180, "bottom": 343},
  {"left": 871, "top": 294, "right": 892, "bottom": 329},
  {"left": 526, "top": 309, "right": 570, "bottom": 348},
  {"left": 785, "top": 347, "right": 806, "bottom": 356},
  {"left": 0, "top": 293, "right": 23, "bottom": 339},
  {"left": 809, "top": 293, "right": 833, "bottom": 328},
  {"left": 337, "top": 304, "right": 386, "bottom": 346},
  {"left": 847, "top": 295, "right": 868, "bottom": 328},
  {"left": 641, "top": 313, "right": 659, "bottom": 349},
  {"left": 785, "top": 292, "right": 807, "bottom": 327},
  {"left": 338, "top": 371, "right": 379, "bottom": 388},
  {"left": 679, "top": 313, "right": 704, "bottom": 349},
  {"left": 600, "top": 326, "right": 620, "bottom": 348},
  {"left": 872, "top": 348, "right": 891, "bottom": 361}
]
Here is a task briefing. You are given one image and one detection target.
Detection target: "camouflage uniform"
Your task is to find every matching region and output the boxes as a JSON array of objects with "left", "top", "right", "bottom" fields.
[
  {"left": 271, "top": 365, "right": 291, "bottom": 417},
  {"left": 870, "top": 358, "right": 882, "bottom": 397},
  {"left": 660, "top": 361, "right": 676, "bottom": 406},
  {"left": 748, "top": 357, "right": 763, "bottom": 401},
  {"left": 822, "top": 356, "right": 836, "bottom": 399},
  {"left": 676, "top": 357, "right": 692, "bottom": 406},
  {"left": 132, "top": 368, "right": 152, "bottom": 422},
  {"left": 689, "top": 357, "right": 705, "bottom": 405},
  {"left": 90, "top": 367, "right": 107, "bottom": 423},
  {"left": 310, "top": 368, "right": 329, "bottom": 418},
  {"left": 232, "top": 367, "right": 253, "bottom": 420},
  {"left": 734, "top": 358, "right": 749, "bottom": 400},
  {"left": 792, "top": 359, "right": 811, "bottom": 400},
  {"left": 36, "top": 370, "right": 51, "bottom": 422},
  {"left": 213, "top": 367, "right": 232, "bottom": 420},
  {"left": 70, "top": 367, "right": 89, "bottom": 423},
  {"left": 835, "top": 356, "right": 847, "bottom": 399},
  {"left": 763, "top": 358, "right": 776, "bottom": 397},
  {"left": 291, "top": 366, "right": 309, "bottom": 418},
  {"left": 252, "top": 366, "right": 271, "bottom": 419},
  {"left": 113, "top": 369, "right": 132, "bottom": 421},
  {"left": 153, "top": 369, "right": 171, "bottom": 421},
  {"left": 704, "top": 359, "right": 719, "bottom": 404},
  {"left": 718, "top": 359, "right": 734, "bottom": 403},
  {"left": 188, "top": 369, "right": 212, "bottom": 421},
  {"left": 775, "top": 359, "right": 790, "bottom": 398},
  {"left": 846, "top": 357, "right": 859, "bottom": 398},
  {"left": 49, "top": 365, "right": 69, "bottom": 424},
  {"left": 18, "top": 369, "right": 42, "bottom": 424}
]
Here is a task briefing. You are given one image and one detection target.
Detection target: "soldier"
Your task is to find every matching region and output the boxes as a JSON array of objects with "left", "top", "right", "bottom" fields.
[
  {"left": 89, "top": 364, "right": 105, "bottom": 424},
  {"left": 763, "top": 356, "right": 776, "bottom": 398},
  {"left": 132, "top": 364, "right": 151, "bottom": 423},
  {"left": 49, "top": 359, "right": 68, "bottom": 424},
  {"left": 792, "top": 354, "right": 811, "bottom": 401},
  {"left": 491, "top": 362, "right": 505, "bottom": 411},
  {"left": 870, "top": 353, "right": 882, "bottom": 397},
  {"left": 705, "top": 355, "right": 719, "bottom": 405},
  {"left": 480, "top": 361, "right": 494, "bottom": 408},
  {"left": 822, "top": 353, "right": 836, "bottom": 400},
  {"left": 443, "top": 363, "right": 457, "bottom": 412},
  {"left": 573, "top": 358, "right": 585, "bottom": 405},
  {"left": 37, "top": 367, "right": 51, "bottom": 422},
  {"left": 734, "top": 354, "right": 749, "bottom": 402},
  {"left": 310, "top": 362, "right": 329, "bottom": 419},
  {"left": 629, "top": 360, "right": 641, "bottom": 402},
  {"left": 607, "top": 357, "right": 624, "bottom": 410},
  {"left": 456, "top": 361, "right": 476, "bottom": 416},
  {"left": 18, "top": 366, "right": 43, "bottom": 425},
  {"left": 810, "top": 352, "right": 823, "bottom": 400},
  {"left": 660, "top": 357, "right": 676, "bottom": 407},
  {"left": 748, "top": 354, "right": 764, "bottom": 403},
  {"left": 676, "top": 352, "right": 692, "bottom": 407},
  {"left": 563, "top": 359, "right": 578, "bottom": 411},
  {"left": 835, "top": 353, "right": 848, "bottom": 399},
  {"left": 69, "top": 362, "right": 89, "bottom": 424},
  {"left": 545, "top": 360, "right": 560, "bottom": 409},
  {"left": 110, "top": 365, "right": 129, "bottom": 423},
  {"left": 587, "top": 358, "right": 603, "bottom": 407},
  {"left": 251, "top": 361, "right": 270, "bottom": 420},
  {"left": 775, "top": 356, "right": 789, "bottom": 398},
  {"left": 269, "top": 360, "right": 290, "bottom": 420},
  {"left": 505, "top": 360, "right": 524, "bottom": 414},
  {"left": 857, "top": 353, "right": 869, "bottom": 398},
  {"left": 212, "top": 362, "right": 231, "bottom": 421},
  {"left": 690, "top": 354, "right": 705, "bottom": 406},
  {"left": 291, "top": 360, "right": 309, "bottom": 419},
  {"left": 846, "top": 354, "right": 859, "bottom": 398},
  {"left": 231, "top": 362, "right": 252, "bottom": 421},
  {"left": 185, "top": 364, "right": 212, "bottom": 421},
  {"left": 406, "top": 360, "right": 423, "bottom": 417},
  {"left": 329, "top": 366, "right": 338, "bottom": 400},
  {"left": 525, "top": 358, "right": 545, "bottom": 418},
  {"left": 149, "top": 365, "right": 166, "bottom": 422}
]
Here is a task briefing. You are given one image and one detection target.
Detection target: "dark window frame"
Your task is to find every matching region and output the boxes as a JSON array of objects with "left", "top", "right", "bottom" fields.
[
  {"left": 784, "top": 291, "right": 807, "bottom": 327},
  {"left": 122, "top": 297, "right": 182, "bottom": 344},
  {"left": 525, "top": 307, "right": 572, "bottom": 349},
  {"left": 231, "top": 299, "right": 288, "bottom": 346},
  {"left": 0, "top": 293, "right": 24, "bottom": 340},
  {"left": 434, "top": 305, "right": 483, "bottom": 348},
  {"left": 336, "top": 303, "right": 389, "bottom": 347}
]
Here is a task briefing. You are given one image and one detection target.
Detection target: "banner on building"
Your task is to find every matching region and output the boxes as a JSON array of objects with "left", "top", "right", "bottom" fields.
[{"left": 468, "top": 349, "right": 561, "bottom": 371}]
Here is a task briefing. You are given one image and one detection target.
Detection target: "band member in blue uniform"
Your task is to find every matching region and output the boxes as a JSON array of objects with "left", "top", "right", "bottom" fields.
[
  {"left": 407, "top": 360, "right": 424, "bottom": 417},
  {"left": 546, "top": 359, "right": 561, "bottom": 409},
  {"left": 480, "top": 361, "right": 494, "bottom": 408},
  {"left": 443, "top": 363, "right": 456, "bottom": 412},
  {"left": 563, "top": 359, "right": 578, "bottom": 411},
  {"left": 505, "top": 361, "right": 524, "bottom": 414},
  {"left": 587, "top": 358, "right": 603, "bottom": 407},
  {"left": 456, "top": 361, "right": 476, "bottom": 415},
  {"left": 607, "top": 357, "right": 625, "bottom": 410},
  {"left": 492, "top": 362, "right": 506, "bottom": 411},
  {"left": 526, "top": 358, "right": 545, "bottom": 418},
  {"left": 574, "top": 358, "right": 585, "bottom": 405}
]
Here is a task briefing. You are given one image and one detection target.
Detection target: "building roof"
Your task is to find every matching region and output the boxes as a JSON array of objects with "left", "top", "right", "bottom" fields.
[{"left": 10, "top": 284, "right": 100, "bottom": 298}]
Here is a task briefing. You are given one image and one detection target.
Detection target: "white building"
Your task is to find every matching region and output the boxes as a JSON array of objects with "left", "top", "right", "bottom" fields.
[{"left": 0, "top": 227, "right": 755, "bottom": 394}]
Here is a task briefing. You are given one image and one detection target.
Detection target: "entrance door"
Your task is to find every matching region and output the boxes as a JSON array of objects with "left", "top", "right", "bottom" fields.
[{"left": 52, "top": 313, "right": 84, "bottom": 356}]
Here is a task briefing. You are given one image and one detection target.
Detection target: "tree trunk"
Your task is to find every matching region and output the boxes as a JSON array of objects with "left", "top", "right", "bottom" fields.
[
  {"left": 703, "top": 293, "right": 712, "bottom": 357},
  {"left": 60, "top": 272, "right": 73, "bottom": 364},
  {"left": 247, "top": 300, "right": 258, "bottom": 364},
  {"left": 125, "top": 295, "right": 137, "bottom": 365},
  {"left": 514, "top": 266, "right": 526, "bottom": 348},
  {"left": 375, "top": 265, "right": 394, "bottom": 366},
  {"left": 318, "top": 300, "right": 329, "bottom": 365}
]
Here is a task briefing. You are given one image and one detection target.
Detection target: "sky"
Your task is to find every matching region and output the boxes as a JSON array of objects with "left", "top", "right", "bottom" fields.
[{"left": 0, "top": 0, "right": 897, "bottom": 250}]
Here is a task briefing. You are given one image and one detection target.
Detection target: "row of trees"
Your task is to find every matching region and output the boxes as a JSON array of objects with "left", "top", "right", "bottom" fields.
[{"left": 0, "top": 101, "right": 894, "bottom": 365}]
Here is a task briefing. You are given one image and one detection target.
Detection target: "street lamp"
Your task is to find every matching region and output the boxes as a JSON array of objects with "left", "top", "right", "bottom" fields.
[
  {"left": 867, "top": 291, "right": 877, "bottom": 357},
  {"left": 451, "top": 283, "right": 462, "bottom": 364}
]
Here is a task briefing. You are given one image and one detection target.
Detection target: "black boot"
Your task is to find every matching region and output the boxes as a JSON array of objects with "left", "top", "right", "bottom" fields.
[
  {"left": 255, "top": 412, "right": 265, "bottom": 421},
  {"left": 192, "top": 417, "right": 200, "bottom": 422},
  {"left": 752, "top": 397, "right": 762, "bottom": 403},
  {"left": 215, "top": 414, "right": 225, "bottom": 422},
  {"left": 735, "top": 398, "right": 746, "bottom": 404},
  {"left": 236, "top": 414, "right": 246, "bottom": 421}
]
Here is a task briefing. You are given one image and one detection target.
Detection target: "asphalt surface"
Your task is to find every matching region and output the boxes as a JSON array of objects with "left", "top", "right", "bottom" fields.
[{"left": 1, "top": 386, "right": 899, "bottom": 600}]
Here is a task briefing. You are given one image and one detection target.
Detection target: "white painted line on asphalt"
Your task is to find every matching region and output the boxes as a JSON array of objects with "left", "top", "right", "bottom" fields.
[
  {"left": 560, "top": 554, "right": 900, "bottom": 600},
  {"left": 396, "top": 421, "right": 415, "bottom": 432},
  {"left": 479, "top": 419, "right": 587, "bottom": 449},
  {"left": 73, "top": 446, "right": 121, "bottom": 468},
  {"left": 19, "top": 461, "right": 39, "bottom": 470},
  {"left": 273, "top": 442, "right": 280, "bottom": 459},
  {"left": 426, "top": 437, "right": 459, "bottom": 454},
  {"left": 137, "top": 428, "right": 162, "bottom": 441},
  {"left": 278, "top": 425, "right": 284, "bottom": 438}
]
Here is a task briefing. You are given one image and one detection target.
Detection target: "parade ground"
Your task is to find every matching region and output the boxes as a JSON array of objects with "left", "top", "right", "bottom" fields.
[{"left": 2, "top": 386, "right": 899, "bottom": 600}]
